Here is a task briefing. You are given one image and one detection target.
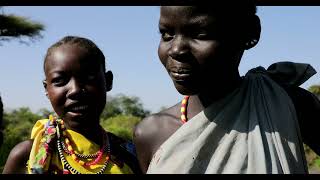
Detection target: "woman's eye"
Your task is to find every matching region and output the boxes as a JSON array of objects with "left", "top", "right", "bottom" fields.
[
  {"left": 189, "top": 31, "right": 210, "bottom": 40},
  {"left": 87, "top": 74, "right": 96, "bottom": 81},
  {"left": 160, "top": 31, "right": 174, "bottom": 41},
  {"left": 195, "top": 33, "right": 208, "bottom": 39},
  {"left": 163, "top": 32, "right": 173, "bottom": 40}
]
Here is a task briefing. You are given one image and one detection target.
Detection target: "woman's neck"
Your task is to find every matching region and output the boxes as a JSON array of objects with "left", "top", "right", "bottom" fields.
[
  {"left": 197, "top": 71, "right": 242, "bottom": 108},
  {"left": 188, "top": 69, "right": 242, "bottom": 117}
]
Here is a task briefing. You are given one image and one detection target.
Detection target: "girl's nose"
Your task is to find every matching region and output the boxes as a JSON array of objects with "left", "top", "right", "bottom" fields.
[{"left": 66, "top": 78, "right": 84, "bottom": 99}]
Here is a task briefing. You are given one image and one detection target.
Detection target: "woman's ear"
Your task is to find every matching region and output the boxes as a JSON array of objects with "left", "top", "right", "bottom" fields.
[
  {"left": 105, "top": 71, "right": 113, "bottom": 92},
  {"left": 244, "top": 15, "right": 261, "bottom": 50},
  {"left": 43, "top": 80, "right": 48, "bottom": 97}
]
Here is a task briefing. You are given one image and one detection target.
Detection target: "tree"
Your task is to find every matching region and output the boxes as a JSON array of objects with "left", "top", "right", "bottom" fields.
[
  {"left": 0, "top": 6, "right": 44, "bottom": 45},
  {"left": 101, "top": 94, "right": 150, "bottom": 119},
  {"left": 101, "top": 115, "right": 141, "bottom": 141}
]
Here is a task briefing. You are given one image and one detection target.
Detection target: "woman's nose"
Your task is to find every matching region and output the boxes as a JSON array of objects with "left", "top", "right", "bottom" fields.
[{"left": 168, "top": 35, "right": 190, "bottom": 61}]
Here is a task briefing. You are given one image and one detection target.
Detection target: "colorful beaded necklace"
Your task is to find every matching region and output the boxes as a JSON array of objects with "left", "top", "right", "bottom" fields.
[
  {"left": 56, "top": 120, "right": 111, "bottom": 174},
  {"left": 180, "top": 96, "right": 190, "bottom": 124}
]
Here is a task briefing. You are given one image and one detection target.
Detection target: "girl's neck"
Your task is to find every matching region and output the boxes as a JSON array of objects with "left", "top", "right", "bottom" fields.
[{"left": 65, "top": 123, "right": 105, "bottom": 146}]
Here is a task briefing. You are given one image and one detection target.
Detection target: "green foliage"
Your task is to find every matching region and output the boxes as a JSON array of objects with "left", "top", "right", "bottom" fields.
[
  {"left": 308, "top": 85, "right": 320, "bottom": 97},
  {"left": 101, "top": 115, "right": 141, "bottom": 141},
  {"left": 315, "top": 159, "right": 320, "bottom": 167},
  {"left": 0, "top": 7, "right": 45, "bottom": 45},
  {"left": 304, "top": 144, "right": 320, "bottom": 173},
  {"left": 0, "top": 107, "right": 42, "bottom": 171},
  {"left": 101, "top": 94, "right": 150, "bottom": 119}
]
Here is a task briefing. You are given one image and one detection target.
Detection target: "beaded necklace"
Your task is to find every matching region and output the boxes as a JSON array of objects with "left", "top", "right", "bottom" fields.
[
  {"left": 61, "top": 131, "right": 108, "bottom": 166},
  {"left": 180, "top": 96, "right": 190, "bottom": 124},
  {"left": 56, "top": 120, "right": 111, "bottom": 174}
]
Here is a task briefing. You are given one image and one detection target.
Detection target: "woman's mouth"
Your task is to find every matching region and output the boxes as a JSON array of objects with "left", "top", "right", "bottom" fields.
[{"left": 169, "top": 70, "right": 193, "bottom": 82}]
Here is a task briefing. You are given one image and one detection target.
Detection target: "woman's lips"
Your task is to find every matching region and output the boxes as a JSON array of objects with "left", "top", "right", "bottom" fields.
[{"left": 170, "top": 71, "right": 192, "bottom": 81}]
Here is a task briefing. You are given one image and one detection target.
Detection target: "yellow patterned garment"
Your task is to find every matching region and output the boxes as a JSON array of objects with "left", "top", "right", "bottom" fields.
[{"left": 27, "top": 119, "right": 134, "bottom": 174}]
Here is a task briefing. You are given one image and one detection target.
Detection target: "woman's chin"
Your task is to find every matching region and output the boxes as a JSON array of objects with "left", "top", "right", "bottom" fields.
[{"left": 174, "top": 82, "right": 199, "bottom": 96}]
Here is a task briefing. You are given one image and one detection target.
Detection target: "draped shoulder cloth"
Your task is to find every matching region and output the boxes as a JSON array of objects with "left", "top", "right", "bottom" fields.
[{"left": 147, "top": 62, "right": 316, "bottom": 174}]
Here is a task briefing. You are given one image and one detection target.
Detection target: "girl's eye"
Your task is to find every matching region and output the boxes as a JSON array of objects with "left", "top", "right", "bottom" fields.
[{"left": 52, "top": 77, "right": 67, "bottom": 86}]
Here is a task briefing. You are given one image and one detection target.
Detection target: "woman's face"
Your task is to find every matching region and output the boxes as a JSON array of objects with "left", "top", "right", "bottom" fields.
[{"left": 158, "top": 6, "right": 246, "bottom": 95}]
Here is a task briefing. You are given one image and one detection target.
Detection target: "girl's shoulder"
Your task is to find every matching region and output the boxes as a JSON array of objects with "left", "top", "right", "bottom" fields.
[{"left": 107, "top": 132, "right": 142, "bottom": 174}]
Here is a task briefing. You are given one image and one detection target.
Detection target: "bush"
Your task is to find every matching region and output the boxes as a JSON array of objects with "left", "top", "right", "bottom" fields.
[{"left": 100, "top": 115, "right": 141, "bottom": 141}]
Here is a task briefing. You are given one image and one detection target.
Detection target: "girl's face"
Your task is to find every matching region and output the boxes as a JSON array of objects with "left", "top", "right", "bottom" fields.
[
  {"left": 158, "top": 6, "right": 244, "bottom": 95},
  {"left": 44, "top": 45, "right": 112, "bottom": 130}
]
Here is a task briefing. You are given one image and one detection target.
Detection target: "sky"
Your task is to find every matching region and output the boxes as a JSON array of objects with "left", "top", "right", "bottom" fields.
[{"left": 0, "top": 6, "right": 319, "bottom": 114}]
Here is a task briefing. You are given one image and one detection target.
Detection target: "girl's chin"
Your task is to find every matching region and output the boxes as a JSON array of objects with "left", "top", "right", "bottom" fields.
[{"left": 63, "top": 112, "right": 87, "bottom": 125}]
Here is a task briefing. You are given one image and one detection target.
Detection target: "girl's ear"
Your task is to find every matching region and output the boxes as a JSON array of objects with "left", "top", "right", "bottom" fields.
[
  {"left": 244, "top": 15, "right": 261, "bottom": 50},
  {"left": 105, "top": 71, "right": 113, "bottom": 92},
  {"left": 43, "top": 80, "right": 48, "bottom": 97}
]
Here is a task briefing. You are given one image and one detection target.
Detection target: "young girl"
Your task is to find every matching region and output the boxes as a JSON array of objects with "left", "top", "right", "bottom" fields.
[
  {"left": 3, "top": 36, "right": 141, "bottom": 174},
  {"left": 133, "top": 4, "right": 320, "bottom": 174}
]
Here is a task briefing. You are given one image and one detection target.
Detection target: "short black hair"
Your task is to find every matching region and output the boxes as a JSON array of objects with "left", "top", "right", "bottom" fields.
[{"left": 44, "top": 36, "right": 106, "bottom": 72}]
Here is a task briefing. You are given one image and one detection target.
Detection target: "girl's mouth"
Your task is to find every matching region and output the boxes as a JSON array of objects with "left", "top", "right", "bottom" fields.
[{"left": 65, "top": 104, "right": 89, "bottom": 116}]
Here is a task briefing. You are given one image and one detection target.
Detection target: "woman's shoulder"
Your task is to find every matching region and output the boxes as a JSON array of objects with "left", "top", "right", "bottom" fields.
[
  {"left": 283, "top": 85, "right": 320, "bottom": 155},
  {"left": 134, "top": 103, "right": 180, "bottom": 137},
  {"left": 283, "top": 85, "right": 320, "bottom": 110}
]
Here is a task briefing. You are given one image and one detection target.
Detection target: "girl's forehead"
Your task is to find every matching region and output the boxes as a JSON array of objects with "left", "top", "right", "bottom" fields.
[
  {"left": 45, "top": 45, "right": 98, "bottom": 72},
  {"left": 51, "top": 45, "right": 90, "bottom": 60}
]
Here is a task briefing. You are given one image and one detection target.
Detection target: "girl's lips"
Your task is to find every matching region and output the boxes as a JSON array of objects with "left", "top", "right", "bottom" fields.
[{"left": 65, "top": 104, "right": 89, "bottom": 116}]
